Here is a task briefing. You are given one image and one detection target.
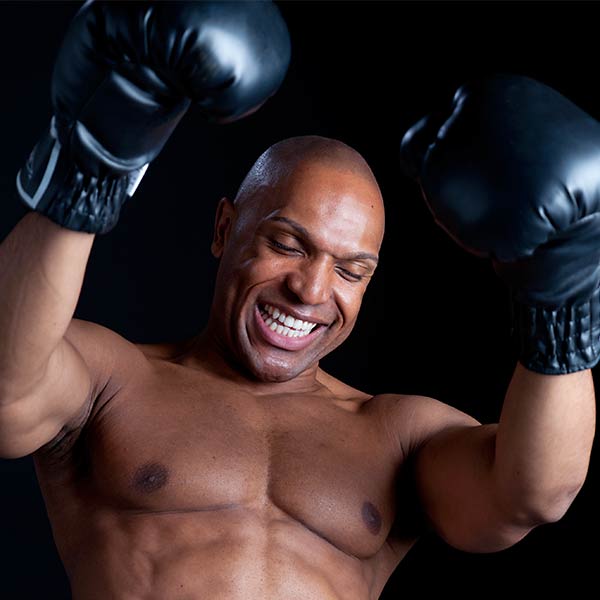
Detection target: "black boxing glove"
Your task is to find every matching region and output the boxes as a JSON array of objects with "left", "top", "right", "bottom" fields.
[
  {"left": 17, "top": 0, "right": 291, "bottom": 234},
  {"left": 400, "top": 73, "right": 600, "bottom": 374}
]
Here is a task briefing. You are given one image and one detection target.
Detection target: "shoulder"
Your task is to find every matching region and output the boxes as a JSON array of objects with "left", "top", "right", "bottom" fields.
[
  {"left": 64, "top": 319, "right": 143, "bottom": 373},
  {"left": 316, "top": 368, "right": 372, "bottom": 406},
  {"left": 65, "top": 318, "right": 150, "bottom": 385},
  {"left": 66, "top": 320, "right": 195, "bottom": 377},
  {"left": 32, "top": 319, "right": 152, "bottom": 463},
  {"left": 373, "top": 392, "right": 480, "bottom": 457},
  {"left": 134, "top": 336, "right": 196, "bottom": 361}
]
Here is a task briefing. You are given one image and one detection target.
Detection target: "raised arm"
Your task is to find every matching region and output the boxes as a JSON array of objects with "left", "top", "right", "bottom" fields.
[
  {"left": 0, "top": 214, "right": 95, "bottom": 458},
  {"left": 409, "top": 365, "right": 594, "bottom": 552},
  {"left": 399, "top": 74, "right": 599, "bottom": 551},
  {"left": 0, "top": 0, "right": 291, "bottom": 459}
]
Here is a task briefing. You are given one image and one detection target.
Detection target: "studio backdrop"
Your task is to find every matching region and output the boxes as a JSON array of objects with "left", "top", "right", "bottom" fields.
[{"left": 0, "top": 1, "right": 597, "bottom": 598}]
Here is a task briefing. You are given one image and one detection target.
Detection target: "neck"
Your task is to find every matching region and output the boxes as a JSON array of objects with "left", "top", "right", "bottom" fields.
[{"left": 172, "top": 327, "right": 325, "bottom": 397}]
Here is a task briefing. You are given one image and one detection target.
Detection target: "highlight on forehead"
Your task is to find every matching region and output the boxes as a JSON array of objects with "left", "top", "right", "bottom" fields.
[{"left": 234, "top": 135, "right": 380, "bottom": 205}]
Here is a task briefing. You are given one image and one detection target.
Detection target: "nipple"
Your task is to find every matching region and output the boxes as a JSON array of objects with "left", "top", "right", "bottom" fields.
[
  {"left": 362, "top": 501, "right": 382, "bottom": 535},
  {"left": 132, "top": 462, "right": 169, "bottom": 494}
]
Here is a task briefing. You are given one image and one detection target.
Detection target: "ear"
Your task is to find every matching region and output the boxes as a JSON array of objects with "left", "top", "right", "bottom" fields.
[{"left": 211, "top": 197, "right": 235, "bottom": 258}]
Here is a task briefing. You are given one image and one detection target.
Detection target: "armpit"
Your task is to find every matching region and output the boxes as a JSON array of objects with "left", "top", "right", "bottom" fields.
[{"left": 33, "top": 391, "right": 94, "bottom": 466}]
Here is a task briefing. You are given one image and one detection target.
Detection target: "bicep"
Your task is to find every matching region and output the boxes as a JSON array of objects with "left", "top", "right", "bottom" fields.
[
  {"left": 0, "top": 318, "right": 130, "bottom": 458},
  {"left": 413, "top": 416, "right": 533, "bottom": 552},
  {"left": 0, "top": 331, "right": 91, "bottom": 458}
]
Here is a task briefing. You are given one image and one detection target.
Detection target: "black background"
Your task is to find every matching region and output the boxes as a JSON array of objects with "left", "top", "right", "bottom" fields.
[{"left": 0, "top": 0, "right": 598, "bottom": 598}]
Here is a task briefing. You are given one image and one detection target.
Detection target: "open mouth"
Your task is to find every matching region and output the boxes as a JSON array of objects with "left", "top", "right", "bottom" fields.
[{"left": 258, "top": 303, "right": 320, "bottom": 338}]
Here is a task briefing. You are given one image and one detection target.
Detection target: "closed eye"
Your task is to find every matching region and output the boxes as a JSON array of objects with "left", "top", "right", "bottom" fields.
[
  {"left": 270, "top": 239, "right": 303, "bottom": 254},
  {"left": 336, "top": 267, "right": 364, "bottom": 282}
]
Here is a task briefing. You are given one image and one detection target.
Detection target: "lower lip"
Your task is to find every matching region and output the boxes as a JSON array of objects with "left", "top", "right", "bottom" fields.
[{"left": 253, "top": 305, "right": 322, "bottom": 351}]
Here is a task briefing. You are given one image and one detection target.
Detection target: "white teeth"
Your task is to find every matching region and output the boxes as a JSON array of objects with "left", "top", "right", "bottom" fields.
[{"left": 261, "top": 304, "right": 319, "bottom": 337}]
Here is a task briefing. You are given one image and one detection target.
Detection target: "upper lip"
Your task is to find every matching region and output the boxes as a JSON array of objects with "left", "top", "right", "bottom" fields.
[{"left": 260, "top": 301, "right": 329, "bottom": 326}]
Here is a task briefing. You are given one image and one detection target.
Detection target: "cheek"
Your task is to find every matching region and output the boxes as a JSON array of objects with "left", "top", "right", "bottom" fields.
[
  {"left": 249, "top": 246, "right": 296, "bottom": 276},
  {"left": 226, "top": 247, "right": 289, "bottom": 286},
  {"left": 220, "top": 240, "right": 260, "bottom": 275},
  {"left": 335, "top": 285, "right": 367, "bottom": 321}
]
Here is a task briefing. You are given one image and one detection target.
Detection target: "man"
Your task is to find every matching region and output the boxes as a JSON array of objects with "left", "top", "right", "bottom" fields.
[{"left": 0, "top": 2, "right": 596, "bottom": 600}]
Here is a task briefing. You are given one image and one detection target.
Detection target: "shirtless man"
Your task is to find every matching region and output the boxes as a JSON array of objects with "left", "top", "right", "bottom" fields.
[{"left": 0, "top": 2, "right": 596, "bottom": 599}]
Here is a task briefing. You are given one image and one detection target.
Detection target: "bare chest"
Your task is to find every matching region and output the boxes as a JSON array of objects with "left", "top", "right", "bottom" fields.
[{"left": 73, "top": 371, "right": 404, "bottom": 558}]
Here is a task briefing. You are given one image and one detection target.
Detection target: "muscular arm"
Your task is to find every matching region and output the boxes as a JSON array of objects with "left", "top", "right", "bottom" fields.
[
  {"left": 0, "top": 212, "right": 95, "bottom": 457},
  {"left": 398, "top": 74, "right": 600, "bottom": 553},
  {"left": 413, "top": 363, "right": 596, "bottom": 552}
]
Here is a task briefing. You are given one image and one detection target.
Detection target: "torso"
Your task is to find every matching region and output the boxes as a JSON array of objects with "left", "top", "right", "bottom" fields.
[{"left": 33, "top": 340, "right": 425, "bottom": 600}]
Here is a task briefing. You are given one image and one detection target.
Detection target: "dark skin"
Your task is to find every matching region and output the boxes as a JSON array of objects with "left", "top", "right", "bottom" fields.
[{"left": 0, "top": 138, "right": 594, "bottom": 599}]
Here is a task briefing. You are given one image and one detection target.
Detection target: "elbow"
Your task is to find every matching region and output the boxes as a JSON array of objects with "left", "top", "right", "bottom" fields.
[
  {"left": 0, "top": 442, "right": 34, "bottom": 460},
  {"left": 537, "top": 484, "right": 585, "bottom": 524},
  {"left": 507, "top": 481, "right": 586, "bottom": 527},
  {"left": 426, "top": 482, "right": 586, "bottom": 555}
]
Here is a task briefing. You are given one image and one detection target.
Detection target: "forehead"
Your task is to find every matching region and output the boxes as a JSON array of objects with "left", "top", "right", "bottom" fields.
[
  {"left": 253, "top": 161, "right": 384, "bottom": 252},
  {"left": 262, "top": 161, "right": 383, "bottom": 230}
]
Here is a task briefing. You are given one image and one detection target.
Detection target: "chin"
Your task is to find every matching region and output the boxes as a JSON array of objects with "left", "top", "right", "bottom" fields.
[
  {"left": 256, "top": 371, "right": 296, "bottom": 383},
  {"left": 242, "top": 354, "right": 307, "bottom": 384},
  {"left": 249, "top": 363, "right": 300, "bottom": 383}
]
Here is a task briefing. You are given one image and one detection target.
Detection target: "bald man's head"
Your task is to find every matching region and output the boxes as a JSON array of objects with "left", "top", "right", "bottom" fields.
[
  {"left": 208, "top": 135, "right": 385, "bottom": 381},
  {"left": 234, "top": 135, "right": 382, "bottom": 207}
]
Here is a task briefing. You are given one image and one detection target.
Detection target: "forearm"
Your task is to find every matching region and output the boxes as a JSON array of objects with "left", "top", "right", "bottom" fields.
[
  {"left": 0, "top": 212, "right": 94, "bottom": 400},
  {"left": 493, "top": 362, "right": 596, "bottom": 523}
]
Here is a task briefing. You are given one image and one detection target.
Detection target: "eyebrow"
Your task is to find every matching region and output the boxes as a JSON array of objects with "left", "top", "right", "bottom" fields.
[{"left": 267, "top": 216, "right": 379, "bottom": 264}]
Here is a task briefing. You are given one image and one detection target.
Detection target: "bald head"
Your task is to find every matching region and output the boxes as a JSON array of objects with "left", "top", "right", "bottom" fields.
[
  {"left": 208, "top": 137, "right": 385, "bottom": 383},
  {"left": 234, "top": 135, "right": 381, "bottom": 206},
  {"left": 221, "top": 135, "right": 385, "bottom": 266}
]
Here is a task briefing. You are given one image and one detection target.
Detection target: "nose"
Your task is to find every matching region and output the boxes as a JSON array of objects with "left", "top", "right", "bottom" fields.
[{"left": 286, "top": 257, "right": 333, "bottom": 306}]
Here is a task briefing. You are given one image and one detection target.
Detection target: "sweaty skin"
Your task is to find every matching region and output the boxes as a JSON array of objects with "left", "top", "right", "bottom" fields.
[
  {"left": 32, "top": 136, "right": 584, "bottom": 600},
  {"left": 32, "top": 137, "right": 476, "bottom": 599},
  {"left": 26, "top": 135, "right": 596, "bottom": 597}
]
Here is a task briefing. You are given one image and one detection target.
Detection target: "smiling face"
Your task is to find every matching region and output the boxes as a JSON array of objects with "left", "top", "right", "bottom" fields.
[{"left": 207, "top": 137, "right": 385, "bottom": 383}]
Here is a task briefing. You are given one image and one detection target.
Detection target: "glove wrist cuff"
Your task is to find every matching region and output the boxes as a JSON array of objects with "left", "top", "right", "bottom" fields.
[
  {"left": 16, "top": 120, "right": 146, "bottom": 234},
  {"left": 512, "top": 286, "right": 600, "bottom": 374}
]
